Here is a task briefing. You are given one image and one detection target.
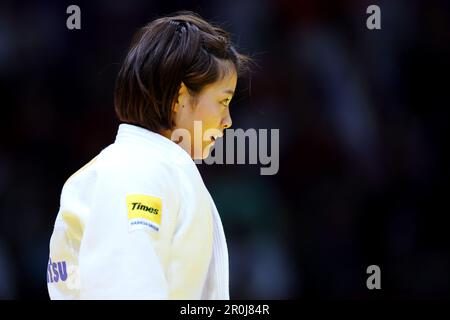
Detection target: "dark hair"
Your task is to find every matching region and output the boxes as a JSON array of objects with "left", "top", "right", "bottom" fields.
[{"left": 114, "top": 11, "right": 251, "bottom": 132}]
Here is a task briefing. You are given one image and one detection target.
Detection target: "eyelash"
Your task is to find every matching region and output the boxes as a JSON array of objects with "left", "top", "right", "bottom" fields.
[{"left": 222, "top": 98, "right": 231, "bottom": 107}]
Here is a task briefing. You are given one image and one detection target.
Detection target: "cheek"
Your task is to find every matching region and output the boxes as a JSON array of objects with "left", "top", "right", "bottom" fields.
[{"left": 195, "top": 103, "right": 222, "bottom": 127}]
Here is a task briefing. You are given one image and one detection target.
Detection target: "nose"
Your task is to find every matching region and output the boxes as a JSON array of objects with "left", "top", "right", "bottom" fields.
[{"left": 222, "top": 110, "right": 232, "bottom": 129}]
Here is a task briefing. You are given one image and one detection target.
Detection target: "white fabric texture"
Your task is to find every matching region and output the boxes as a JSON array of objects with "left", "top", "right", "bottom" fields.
[{"left": 47, "top": 124, "right": 229, "bottom": 299}]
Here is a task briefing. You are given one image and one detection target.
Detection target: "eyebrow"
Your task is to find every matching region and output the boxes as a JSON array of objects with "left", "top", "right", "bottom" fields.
[{"left": 223, "top": 89, "right": 235, "bottom": 95}]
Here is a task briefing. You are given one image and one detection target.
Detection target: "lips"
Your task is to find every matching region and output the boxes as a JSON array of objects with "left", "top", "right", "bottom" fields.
[{"left": 210, "top": 131, "right": 223, "bottom": 143}]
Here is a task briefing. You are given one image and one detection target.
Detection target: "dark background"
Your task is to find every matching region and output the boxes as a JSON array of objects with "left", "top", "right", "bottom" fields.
[{"left": 0, "top": 0, "right": 449, "bottom": 299}]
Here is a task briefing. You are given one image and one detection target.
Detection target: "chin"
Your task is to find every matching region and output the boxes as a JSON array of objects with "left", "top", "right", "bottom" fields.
[{"left": 191, "top": 143, "right": 214, "bottom": 160}]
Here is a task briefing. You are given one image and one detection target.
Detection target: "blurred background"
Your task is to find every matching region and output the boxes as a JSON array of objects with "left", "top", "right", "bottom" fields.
[{"left": 1, "top": 0, "right": 449, "bottom": 299}]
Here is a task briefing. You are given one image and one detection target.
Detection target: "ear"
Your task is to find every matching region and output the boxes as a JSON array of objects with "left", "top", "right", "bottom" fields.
[{"left": 173, "top": 82, "right": 188, "bottom": 113}]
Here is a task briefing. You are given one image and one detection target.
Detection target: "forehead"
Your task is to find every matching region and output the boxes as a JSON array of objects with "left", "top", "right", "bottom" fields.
[{"left": 202, "top": 60, "right": 238, "bottom": 95}]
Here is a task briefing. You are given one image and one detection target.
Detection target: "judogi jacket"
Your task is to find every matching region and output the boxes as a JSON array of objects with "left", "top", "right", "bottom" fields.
[{"left": 47, "top": 123, "right": 229, "bottom": 299}]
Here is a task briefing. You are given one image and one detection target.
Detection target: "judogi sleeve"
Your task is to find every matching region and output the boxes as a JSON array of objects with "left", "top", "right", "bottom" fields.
[{"left": 78, "top": 156, "right": 180, "bottom": 299}]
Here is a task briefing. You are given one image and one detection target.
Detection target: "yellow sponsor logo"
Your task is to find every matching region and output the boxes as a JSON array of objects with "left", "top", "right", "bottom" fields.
[{"left": 126, "top": 194, "right": 162, "bottom": 231}]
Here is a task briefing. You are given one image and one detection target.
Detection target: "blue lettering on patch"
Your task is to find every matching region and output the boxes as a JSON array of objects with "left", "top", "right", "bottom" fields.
[{"left": 47, "top": 259, "right": 68, "bottom": 283}]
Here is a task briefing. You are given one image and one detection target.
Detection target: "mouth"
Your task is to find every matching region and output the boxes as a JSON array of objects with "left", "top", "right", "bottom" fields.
[{"left": 209, "top": 131, "right": 223, "bottom": 143}]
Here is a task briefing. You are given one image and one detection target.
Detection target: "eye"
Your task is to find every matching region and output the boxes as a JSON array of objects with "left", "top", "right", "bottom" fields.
[{"left": 221, "top": 98, "right": 231, "bottom": 107}]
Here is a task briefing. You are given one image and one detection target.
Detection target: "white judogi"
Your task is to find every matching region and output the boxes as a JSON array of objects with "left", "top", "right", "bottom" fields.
[{"left": 47, "top": 123, "right": 229, "bottom": 299}]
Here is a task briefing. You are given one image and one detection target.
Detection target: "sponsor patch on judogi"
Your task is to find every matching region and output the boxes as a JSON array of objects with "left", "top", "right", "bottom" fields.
[{"left": 126, "top": 194, "right": 162, "bottom": 232}]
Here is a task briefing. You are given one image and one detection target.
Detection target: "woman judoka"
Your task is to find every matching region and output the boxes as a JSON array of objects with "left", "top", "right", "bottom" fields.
[{"left": 47, "top": 11, "right": 249, "bottom": 299}]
